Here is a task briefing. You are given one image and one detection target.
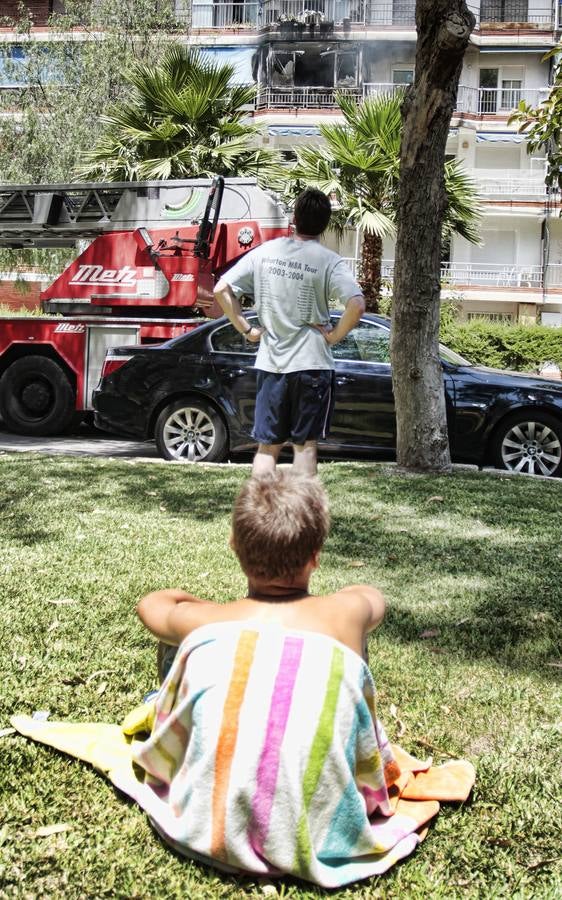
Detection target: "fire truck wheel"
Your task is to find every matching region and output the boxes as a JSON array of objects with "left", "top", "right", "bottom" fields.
[
  {"left": 155, "top": 398, "right": 228, "bottom": 463},
  {"left": 0, "top": 356, "right": 75, "bottom": 436}
]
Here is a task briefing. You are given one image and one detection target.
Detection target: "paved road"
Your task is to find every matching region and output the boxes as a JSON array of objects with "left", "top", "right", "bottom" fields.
[
  {"left": 0, "top": 423, "right": 160, "bottom": 460},
  {"left": 0, "top": 424, "right": 553, "bottom": 479}
]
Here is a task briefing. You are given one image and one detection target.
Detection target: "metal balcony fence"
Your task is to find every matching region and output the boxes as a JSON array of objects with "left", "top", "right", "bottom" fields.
[
  {"left": 545, "top": 264, "right": 562, "bottom": 288},
  {"left": 362, "top": 82, "right": 410, "bottom": 97},
  {"left": 255, "top": 82, "right": 551, "bottom": 111},
  {"left": 380, "top": 260, "right": 545, "bottom": 288},
  {"left": 176, "top": 0, "right": 409, "bottom": 28},
  {"left": 180, "top": 1, "right": 259, "bottom": 27},
  {"left": 473, "top": 169, "right": 548, "bottom": 196},
  {"left": 456, "top": 85, "right": 550, "bottom": 115},
  {"left": 235, "top": 0, "right": 416, "bottom": 28},
  {"left": 175, "top": 2, "right": 557, "bottom": 30},
  {"left": 255, "top": 85, "right": 361, "bottom": 108},
  {"left": 468, "top": 1, "right": 556, "bottom": 27}
]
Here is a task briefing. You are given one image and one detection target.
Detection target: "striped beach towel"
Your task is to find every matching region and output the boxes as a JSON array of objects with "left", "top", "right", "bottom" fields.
[{"left": 12, "top": 621, "right": 475, "bottom": 888}]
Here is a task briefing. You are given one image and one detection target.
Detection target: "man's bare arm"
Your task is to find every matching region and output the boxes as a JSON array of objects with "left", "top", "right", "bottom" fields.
[
  {"left": 213, "top": 279, "right": 263, "bottom": 343},
  {"left": 338, "top": 583, "right": 386, "bottom": 633},
  {"left": 137, "top": 588, "right": 214, "bottom": 645},
  {"left": 316, "top": 294, "right": 365, "bottom": 346}
]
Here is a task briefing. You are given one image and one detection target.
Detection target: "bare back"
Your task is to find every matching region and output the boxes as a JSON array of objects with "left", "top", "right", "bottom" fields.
[{"left": 165, "top": 586, "right": 385, "bottom": 660}]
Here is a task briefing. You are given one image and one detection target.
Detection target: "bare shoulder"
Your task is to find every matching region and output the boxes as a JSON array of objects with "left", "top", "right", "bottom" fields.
[{"left": 326, "top": 584, "right": 386, "bottom": 630}]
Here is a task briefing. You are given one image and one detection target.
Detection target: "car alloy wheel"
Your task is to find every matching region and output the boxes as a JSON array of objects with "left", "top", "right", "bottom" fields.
[
  {"left": 499, "top": 419, "right": 562, "bottom": 477},
  {"left": 155, "top": 398, "right": 228, "bottom": 463},
  {"left": 163, "top": 406, "right": 217, "bottom": 461}
]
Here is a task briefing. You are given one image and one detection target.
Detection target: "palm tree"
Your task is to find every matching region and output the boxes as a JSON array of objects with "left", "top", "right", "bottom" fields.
[
  {"left": 282, "top": 92, "right": 481, "bottom": 311},
  {"left": 76, "top": 46, "right": 278, "bottom": 183}
]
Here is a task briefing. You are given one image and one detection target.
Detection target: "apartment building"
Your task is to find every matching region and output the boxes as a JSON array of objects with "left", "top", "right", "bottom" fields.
[{"left": 1, "top": 1, "right": 562, "bottom": 324}]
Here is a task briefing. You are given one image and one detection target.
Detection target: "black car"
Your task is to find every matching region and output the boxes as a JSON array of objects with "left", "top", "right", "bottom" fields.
[{"left": 93, "top": 314, "right": 562, "bottom": 477}]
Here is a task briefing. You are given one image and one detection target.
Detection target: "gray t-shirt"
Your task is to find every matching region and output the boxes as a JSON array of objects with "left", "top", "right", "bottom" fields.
[{"left": 223, "top": 237, "right": 362, "bottom": 373}]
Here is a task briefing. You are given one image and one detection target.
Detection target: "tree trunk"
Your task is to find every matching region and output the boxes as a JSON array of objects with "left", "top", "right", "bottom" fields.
[
  {"left": 360, "top": 231, "right": 382, "bottom": 313},
  {"left": 390, "top": 0, "right": 474, "bottom": 473}
]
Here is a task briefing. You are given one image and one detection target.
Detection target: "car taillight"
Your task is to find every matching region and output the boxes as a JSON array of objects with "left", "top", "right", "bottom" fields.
[{"left": 101, "top": 355, "right": 132, "bottom": 379}]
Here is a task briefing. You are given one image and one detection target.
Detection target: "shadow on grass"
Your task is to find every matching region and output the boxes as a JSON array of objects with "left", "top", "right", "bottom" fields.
[
  {"left": 1, "top": 458, "right": 244, "bottom": 547},
  {"left": 2, "top": 457, "right": 561, "bottom": 674}
]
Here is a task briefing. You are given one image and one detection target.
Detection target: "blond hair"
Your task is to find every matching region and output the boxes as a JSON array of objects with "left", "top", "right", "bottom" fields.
[{"left": 231, "top": 472, "right": 330, "bottom": 581}]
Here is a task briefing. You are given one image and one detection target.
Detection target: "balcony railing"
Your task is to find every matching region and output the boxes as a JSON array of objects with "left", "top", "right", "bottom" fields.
[
  {"left": 364, "top": 83, "right": 551, "bottom": 114},
  {"left": 174, "top": 1, "right": 557, "bottom": 31},
  {"left": 473, "top": 169, "right": 548, "bottom": 197},
  {"left": 456, "top": 85, "right": 550, "bottom": 115},
  {"left": 381, "top": 260, "right": 545, "bottom": 288},
  {"left": 467, "top": 2, "right": 556, "bottom": 28},
  {"left": 545, "top": 264, "right": 562, "bottom": 288},
  {"left": 256, "top": 86, "right": 361, "bottom": 108},
  {"left": 178, "top": 0, "right": 419, "bottom": 29},
  {"left": 181, "top": 2, "right": 259, "bottom": 28},
  {"left": 261, "top": 0, "right": 362, "bottom": 26},
  {"left": 363, "top": 82, "right": 409, "bottom": 97},
  {"left": 254, "top": 82, "right": 553, "bottom": 113},
  {"left": 260, "top": 1, "right": 416, "bottom": 27}
]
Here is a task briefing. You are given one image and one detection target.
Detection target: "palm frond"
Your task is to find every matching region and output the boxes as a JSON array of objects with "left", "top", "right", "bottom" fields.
[
  {"left": 443, "top": 159, "right": 483, "bottom": 245},
  {"left": 76, "top": 43, "right": 280, "bottom": 181}
]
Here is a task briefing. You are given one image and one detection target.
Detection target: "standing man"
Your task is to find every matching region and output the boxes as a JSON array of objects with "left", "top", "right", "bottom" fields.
[{"left": 213, "top": 188, "right": 365, "bottom": 476}]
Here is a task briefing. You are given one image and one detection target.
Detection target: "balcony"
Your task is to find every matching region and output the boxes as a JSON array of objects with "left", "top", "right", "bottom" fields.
[
  {"left": 177, "top": 0, "right": 419, "bottom": 30},
  {"left": 256, "top": 82, "right": 551, "bottom": 113},
  {"left": 365, "top": 83, "right": 551, "bottom": 116},
  {"left": 468, "top": 1, "right": 557, "bottom": 30},
  {"left": 178, "top": 1, "right": 259, "bottom": 28},
  {"left": 260, "top": 1, "right": 416, "bottom": 28},
  {"left": 175, "top": 1, "right": 559, "bottom": 32},
  {"left": 455, "top": 84, "right": 550, "bottom": 116},
  {"left": 473, "top": 169, "right": 549, "bottom": 198},
  {"left": 256, "top": 85, "right": 361, "bottom": 108},
  {"left": 381, "top": 260, "right": 545, "bottom": 288},
  {"left": 545, "top": 264, "right": 562, "bottom": 288}
]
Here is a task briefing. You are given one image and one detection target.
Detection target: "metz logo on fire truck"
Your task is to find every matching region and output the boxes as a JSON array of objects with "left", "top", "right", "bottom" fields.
[
  {"left": 69, "top": 264, "right": 138, "bottom": 286},
  {"left": 171, "top": 273, "right": 195, "bottom": 282},
  {"left": 54, "top": 323, "right": 86, "bottom": 333}
]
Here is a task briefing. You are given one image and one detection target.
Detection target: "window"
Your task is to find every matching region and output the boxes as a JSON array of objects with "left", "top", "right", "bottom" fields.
[
  {"left": 210, "top": 322, "right": 259, "bottom": 355},
  {"left": 392, "top": 68, "right": 414, "bottom": 86},
  {"left": 500, "top": 78, "right": 522, "bottom": 110},
  {"left": 336, "top": 52, "right": 358, "bottom": 87},
  {"left": 269, "top": 47, "right": 358, "bottom": 90},
  {"left": 479, "top": 68, "right": 498, "bottom": 113},
  {"left": 331, "top": 321, "right": 391, "bottom": 363},
  {"left": 271, "top": 52, "right": 296, "bottom": 87}
]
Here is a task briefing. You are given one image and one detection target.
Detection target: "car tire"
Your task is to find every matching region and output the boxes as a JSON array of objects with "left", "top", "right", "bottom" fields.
[
  {"left": 155, "top": 397, "right": 228, "bottom": 463},
  {"left": 0, "top": 356, "right": 75, "bottom": 436},
  {"left": 491, "top": 410, "right": 562, "bottom": 478}
]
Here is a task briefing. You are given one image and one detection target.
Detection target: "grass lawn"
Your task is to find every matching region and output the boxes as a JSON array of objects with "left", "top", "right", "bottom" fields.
[{"left": 0, "top": 454, "right": 561, "bottom": 899}]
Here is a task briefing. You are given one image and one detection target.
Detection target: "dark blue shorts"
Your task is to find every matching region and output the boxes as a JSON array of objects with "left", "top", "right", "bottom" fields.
[{"left": 253, "top": 369, "right": 335, "bottom": 446}]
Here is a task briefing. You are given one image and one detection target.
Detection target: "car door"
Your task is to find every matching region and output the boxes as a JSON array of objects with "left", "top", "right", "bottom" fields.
[
  {"left": 208, "top": 319, "right": 259, "bottom": 446},
  {"left": 325, "top": 319, "right": 396, "bottom": 451}
]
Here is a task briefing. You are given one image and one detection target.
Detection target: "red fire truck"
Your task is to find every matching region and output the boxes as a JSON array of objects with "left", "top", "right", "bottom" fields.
[{"left": 0, "top": 176, "right": 289, "bottom": 435}]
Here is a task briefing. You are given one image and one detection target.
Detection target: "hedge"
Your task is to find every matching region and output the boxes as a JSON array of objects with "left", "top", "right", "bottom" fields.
[
  {"left": 378, "top": 297, "right": 562, "bottom": 372},
  {"left": 440, "top": 320, "right": 562, "bottom": 372}
]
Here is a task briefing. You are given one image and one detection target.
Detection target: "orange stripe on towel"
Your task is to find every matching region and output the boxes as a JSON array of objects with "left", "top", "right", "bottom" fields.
[{"left": 211, "top": 629, "right": 258, "bottom": 859}]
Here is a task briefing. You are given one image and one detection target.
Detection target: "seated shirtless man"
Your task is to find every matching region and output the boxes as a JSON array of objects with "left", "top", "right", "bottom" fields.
[
  {"left": 137, "top": 471, "right": 385, "bottom": 671},
  {"left": 131, "top": 476, "right": 435, "bottom": 885}
]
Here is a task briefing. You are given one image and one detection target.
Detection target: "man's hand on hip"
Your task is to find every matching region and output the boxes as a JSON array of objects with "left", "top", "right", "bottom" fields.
[
  {"left": 314, "top": 323, "right": 337, "bottom": 345},
  {"left": 246, "top": 325, "right": 264, "bottom": 343}
]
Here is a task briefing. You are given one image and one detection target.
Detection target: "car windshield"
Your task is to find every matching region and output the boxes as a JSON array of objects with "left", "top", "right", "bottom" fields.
[{"left": 439, "top": 344, "right": 472, "bottom": 366}]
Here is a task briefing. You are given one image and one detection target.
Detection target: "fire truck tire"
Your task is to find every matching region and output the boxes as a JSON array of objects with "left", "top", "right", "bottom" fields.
[
  {"left": 155, "top": 398, "right": 228, "bottom": 463},
  {"left": 0, "top": 356, "right": 75, "bottom": 436}
]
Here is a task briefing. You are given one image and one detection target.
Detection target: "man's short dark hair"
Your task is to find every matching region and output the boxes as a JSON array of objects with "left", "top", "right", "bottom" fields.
[{"left": 293, "top": 188, "right": 332, "bottom": 237}]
